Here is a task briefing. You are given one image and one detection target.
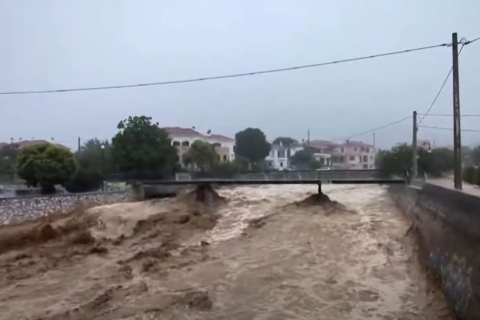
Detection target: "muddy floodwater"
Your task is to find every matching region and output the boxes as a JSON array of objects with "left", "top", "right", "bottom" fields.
[{"left": 0, "top": 185, "right": 453, "bottom": 319}]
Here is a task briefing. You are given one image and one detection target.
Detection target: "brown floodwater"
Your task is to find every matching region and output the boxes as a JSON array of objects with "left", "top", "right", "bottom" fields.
[{"left": 0, "top": 184, "right": 453, "bottom": 320}]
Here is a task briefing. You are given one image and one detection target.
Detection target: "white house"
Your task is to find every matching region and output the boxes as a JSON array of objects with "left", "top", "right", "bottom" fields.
[{"left": 265, "top": 143, "right": 303, "bottom": 170}]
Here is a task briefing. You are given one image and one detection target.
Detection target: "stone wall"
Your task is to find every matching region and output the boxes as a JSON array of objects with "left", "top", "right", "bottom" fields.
[
  {"left": 0, "top": 191, "right": 131, "bottom": 225},
  {"left": 390, "top": 183, "right": 480, "bottom": 320}
]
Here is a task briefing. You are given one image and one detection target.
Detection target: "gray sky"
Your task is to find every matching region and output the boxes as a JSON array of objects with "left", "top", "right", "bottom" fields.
[{"left": 1, "top": 0, "right": 479, "bottom": 150}]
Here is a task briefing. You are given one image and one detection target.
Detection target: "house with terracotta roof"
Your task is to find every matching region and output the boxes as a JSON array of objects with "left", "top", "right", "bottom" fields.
[
  {"left": 308, "top": 139, "right": 376, "bottom": 170},
  {"left": 163, "top": 127, "right": 235, "bottom": 167}
]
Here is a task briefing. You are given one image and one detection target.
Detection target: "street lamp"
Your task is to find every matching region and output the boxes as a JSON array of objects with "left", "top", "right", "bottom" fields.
[{"left": 101, "top": 145, "right": 105, "bottom": 191}]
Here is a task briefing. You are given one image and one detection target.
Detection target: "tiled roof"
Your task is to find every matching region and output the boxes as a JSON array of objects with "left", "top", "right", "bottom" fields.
[
  {"left": 163, "top": 127, "right": 234, "bottom": 142},
  {"left": 163, "top": 127, "right": 203, "bottom": 137},
  {"left": 342, "top": 140, "right": 373, "bottom": 148},
  {"left": 209, "top": 134, "right": 234, "bottom": 142},
  {"left": 309, "top": 140, "right": 341, "bottom": 148}
]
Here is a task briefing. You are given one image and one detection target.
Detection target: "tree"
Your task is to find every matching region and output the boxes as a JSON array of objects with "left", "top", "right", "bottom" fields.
[
  {"left": 234, "top": 128, "right": 271, "bottom": 166},
  {"left": 112, "top": 116, "right": 178, "bottom": 176},
  {"left": 77, "top": 138, "right": 112, "bottom": 174},
  {"left": 290, "top": 147, "right": 324, "bottom": 170},
  {"left": 64, "top": 139, "right": 110, "bottom": 193},
  {"left": 0, "top": 144, "right": 20, "bottom": 182},
  {"left": 272, "top": 137, "right": 298, "bottom": 146},
  {"left": 376, "top": 144, "right": 454, "bottom": 177},
  {"left": 183, "top": 140, "right": 218, "bottom": 172},
  {"left": 473, "top": 146, "right": 480, "bottom": 166},
  {"left": 421, "top": 148, "right": 454, "bottom": 176},
  {"left": 376, "top": 144, "right": 413, "bottom": 174},
  {"left": 17, "top": 143, "right": 78, "bottom": 193}
]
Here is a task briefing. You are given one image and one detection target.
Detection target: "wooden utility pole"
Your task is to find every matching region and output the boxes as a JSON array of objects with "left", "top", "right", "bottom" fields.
[
  {"left": 412, "top": 111, "right": 418, "bottom": 178},
  {"left": 77, "top": 137, "right": 81, "bottom": 152},
  {"left": 452, "top": 33, "right": 462, "bottom": 190}
]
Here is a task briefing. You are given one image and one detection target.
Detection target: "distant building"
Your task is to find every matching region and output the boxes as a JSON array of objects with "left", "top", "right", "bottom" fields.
[
  {"left": 163, "top": 127, "right": 235, "bottom": 167},
  {"left": 309, "top": 139, "right": 376, "bottom": 170},
  {"left": 418, "top": 140, "right": 432, "bottom": 151},
  {"left": 265, "top": 142, "right": 303, "bottom": 170},
  {"left": 312, "top": 153, "right": 332, "bottom": 167}
]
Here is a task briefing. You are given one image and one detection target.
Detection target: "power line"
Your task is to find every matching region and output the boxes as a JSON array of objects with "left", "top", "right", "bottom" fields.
[
  {"left": 419, "top": 125, "right": 480, "bottom": 133},
  {"left": 417, "top": 43, "right": 465, "bottom": 125},
  {"left": 337, "top": 115, "right": 412, "bottom": 142},
  {"left": 0, "top": 42, "right": 451, "bottom": 95},
  {"left": 464, "top": 36, "right": 480, "bottom": 45},
  {"left": 418, "top": 113, "right": 480, "bottom": 117}
]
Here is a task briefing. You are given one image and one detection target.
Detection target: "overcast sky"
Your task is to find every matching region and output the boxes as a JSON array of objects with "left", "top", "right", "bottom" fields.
[{"left": 1, "top": 0, "right": 479, "bottom": 150}]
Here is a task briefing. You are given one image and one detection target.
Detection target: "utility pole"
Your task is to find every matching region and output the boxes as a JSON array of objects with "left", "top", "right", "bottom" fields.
[
  {"left": 373, "top": 132, "right": 376, "bottom": 151},
  {"left": 77, "top": 137, "right": 81, "bottom": 152},
  {"left": 101, "top": 144, "right": 105, "bottom": 191},
  {"left": 412, "top": 111, "right": 418, "bottom": 178},
  {"left": 452, "top": 32, "right": 462, "bottom": 190},
  {"left": 307, "top": 129, "right": 310, "bottom": 145}
]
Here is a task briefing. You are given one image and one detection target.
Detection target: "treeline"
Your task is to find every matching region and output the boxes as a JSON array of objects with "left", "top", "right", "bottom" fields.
[
  {"left": 0, "top": 116, "right": 273, "bottom": 194},
  {"left": 376, "top": 143, "right": 480, "bottom": 178},
  {"left": 463, "top": 167, "right": 480, "bottom": 186}
]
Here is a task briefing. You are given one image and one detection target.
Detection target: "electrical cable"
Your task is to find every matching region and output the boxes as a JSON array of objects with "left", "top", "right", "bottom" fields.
[
  {"left": 334, "top": 115, "right": 412, "bottom": 142},
  {"left": 417, "top": 113, "right": 480, "bottom": 117},
  {"left": 417, "top": 43, "right": 466, "bottom": 125},
  {"left": 0, "top": 42, "right": 451, "bottom": 95},
  {"left": 419, "top": 125, "right": 480, "bottom": 133}
]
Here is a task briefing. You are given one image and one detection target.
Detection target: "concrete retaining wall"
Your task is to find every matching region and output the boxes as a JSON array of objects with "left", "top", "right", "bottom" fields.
[
  {"left": 0, "top": 191, "right": 131, "bottom": 225},
  {"left": 390, "top": 183, "right": 480, "bottom": 319}
]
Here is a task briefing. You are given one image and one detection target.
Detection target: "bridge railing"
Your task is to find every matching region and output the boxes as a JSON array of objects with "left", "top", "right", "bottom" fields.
[
  {"left": 107, "top": 170, "right": 406, "bottom": 184},
  {"left": 174, "top": 170, "right": 404, "bottom": 182}
]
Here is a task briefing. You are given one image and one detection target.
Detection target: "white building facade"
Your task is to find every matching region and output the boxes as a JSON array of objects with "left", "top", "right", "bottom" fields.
[
  {"left": 265, "top": 143, "right": 303, "bottom": 170},
  {"left": 163, "top": 127, "right": 235, "bottom": 167}
]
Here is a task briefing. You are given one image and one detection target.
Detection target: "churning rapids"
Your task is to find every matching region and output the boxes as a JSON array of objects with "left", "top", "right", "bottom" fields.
[{"left": 0, "top": 185, "right": 452, "bottom": 319}]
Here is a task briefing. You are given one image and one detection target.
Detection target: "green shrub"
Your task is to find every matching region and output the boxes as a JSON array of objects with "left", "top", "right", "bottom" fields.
[
  {"left": 475, "top": 168, "right": 480, "bottom": 186},
  {"left": 463, "top": 167, "right": 478, "bottom": 183},
  {"left": 64, "top": 168, "right": 102, "bottom": 193}
]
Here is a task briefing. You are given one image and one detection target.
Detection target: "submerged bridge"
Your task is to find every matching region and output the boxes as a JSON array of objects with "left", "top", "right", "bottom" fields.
[{"left": 133, "top": 170, "right": 406, "bottom": 187}]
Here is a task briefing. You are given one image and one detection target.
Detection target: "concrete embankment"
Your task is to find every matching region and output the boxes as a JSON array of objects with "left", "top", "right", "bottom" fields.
[{"left": 390, "top": 183, "right": 480, "bottom": 319}]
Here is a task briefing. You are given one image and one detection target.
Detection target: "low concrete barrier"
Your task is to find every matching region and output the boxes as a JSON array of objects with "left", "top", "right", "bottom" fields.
[
  {"left": 0, "top": 191, "right": 131, "bottom": 225},
  {"left": 390, "top": 183, "right": 480, "bottom": 319}
]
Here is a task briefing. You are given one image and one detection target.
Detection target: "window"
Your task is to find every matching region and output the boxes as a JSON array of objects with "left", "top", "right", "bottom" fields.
[
  {"left": 370, "top": 165, "right": 373, "bottom": 169},
  {"left": 173, "top": 141, "right": 180, "bottom": 147},
  {"left": 370, "top": 156, "right": 373, "bottom": 160},
  {"left": 332, "top": 156, "right": 338, "bottom": 163},
  {"left": 363, "top": 155, "right": 368, "bottom": 162},
  {"left": 223, "top": 155, "right": 227, "bottom": 161},
  {"left": 341, "top": 148, "right": 344, "bottom": 153},
  {"left": 339, "top": 156, "right": 345, "bottom": 163},
  {"left": 278, "top": 150, "right": 286, "bottom": 158},
  {"left": 363, "top": 164, "right": 368, "bottom": 169},
  {"left": 349, "top": 156, "right": 355, "bottom": 161},
  {"left": 354, "top": 148, "right": 357, "bottom": 152},
  {"left": 181, "top": 141, "right": 189, "bottom": 147},
  {"left": 366, "top": 148, "right": 370, "bottom": 153},
  {"left": 280, "top": 162, "right": 283, "bottom": 167},
  {"left": 212, "top": 142, "right": 221, "bottom": 147},
  {"left": 361, "top": 147, "right": 365, "bottom": 152},
  {"left": 320, "top": 158, "right": 325, "bottom": 165}
]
